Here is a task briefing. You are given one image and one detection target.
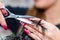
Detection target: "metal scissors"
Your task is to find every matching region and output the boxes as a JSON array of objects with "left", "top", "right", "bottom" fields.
[{"left": 4, "top": 8, "right": 34, "bottom": 25}]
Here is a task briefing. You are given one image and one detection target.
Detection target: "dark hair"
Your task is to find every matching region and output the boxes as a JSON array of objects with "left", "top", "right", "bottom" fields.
[
  {"left": 5, "top": 18, "right": 33, "bottom": 40},
  {"left": 5, "top": 18, "right": 20, "bottom": 34}
]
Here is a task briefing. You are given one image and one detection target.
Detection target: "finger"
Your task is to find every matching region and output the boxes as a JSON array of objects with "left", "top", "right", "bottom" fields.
[
  {"left": 26, "top": 18, "right": 45, "bottom": 34},
  {"left": 0, "top": 2, "right": 8, "bottom": 16},
  {"left": 41, "top": 20, "right": 59, "bottom": 31},
  {"left": 23, "top": 24, "right": 44, "bottom": 40},
  {"left": 27, "top": 18, "right": 59, "bottom": 40},
  {"left": 27, "top": 18, "right": 57, "bottom": 40},
  {"left": 21, "top": 20, "right": 43, "bottom": 34},
  {"left": 29, "top": 18, "right": 59, "bottom": 31},
  {"left": 24, "top": 29, "right": 41, "bottom": 40},
  {"left": 0, "top": 11, "right": 8, "bottom": 30},
  {"left": 28, "top": 18, "right": 41, "bottom": 21},
  {"left": 0, "top": 8, "right": 8, "bottom": 16},
  {"left": 26, "top": 18, "right": 52, "bottom": 36},
  {"left": 40, "top": 20, "right": 59, "bottom": 40}
]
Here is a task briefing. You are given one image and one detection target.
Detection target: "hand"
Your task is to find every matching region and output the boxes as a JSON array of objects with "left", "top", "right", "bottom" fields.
[
  {"left": 23, "top": 18, "right": 60, "bottom": 40},
  {"left": 0, "top": 2, "right": 8, "bottom": 30}
]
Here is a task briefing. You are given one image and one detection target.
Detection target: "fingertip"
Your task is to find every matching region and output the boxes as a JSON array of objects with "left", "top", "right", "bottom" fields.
[
  {"left": 2, "top": 24, "right": 8, "bottom": 30},
  {"left": 24, "top": 29, "right": 30, "bottom": 35}
]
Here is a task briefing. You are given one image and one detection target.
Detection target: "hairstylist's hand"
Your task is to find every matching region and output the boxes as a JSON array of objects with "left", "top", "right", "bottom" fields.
[
  {"left": 0, "top": 2, "right": 8, "bottom": 30},
  {"left": 23, "top": 18, "right": 60, "bottom": 40}
]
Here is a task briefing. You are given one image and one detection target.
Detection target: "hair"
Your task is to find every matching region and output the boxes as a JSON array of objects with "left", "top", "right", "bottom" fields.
[
  {"left": 5, "top": 18, "right": 33, "bottom": 40},
  {"left": 26, "top": 6, "right": 46, "bottom": 20}
]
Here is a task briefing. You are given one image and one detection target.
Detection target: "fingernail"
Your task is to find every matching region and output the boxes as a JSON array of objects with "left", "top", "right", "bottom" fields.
[
  {"left": 2, "top": 25, "right": 8, "bottom": 30},
  {"left": 24, "top": 29, "right": 30, "bottom": 35}
]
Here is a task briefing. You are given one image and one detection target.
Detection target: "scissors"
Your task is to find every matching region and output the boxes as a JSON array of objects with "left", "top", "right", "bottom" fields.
[{"left": 4, "top": 8, "right": 34, "bottom": 25}]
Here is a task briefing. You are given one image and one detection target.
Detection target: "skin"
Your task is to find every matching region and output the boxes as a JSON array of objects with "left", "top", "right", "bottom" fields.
[
  {"left": 23, "top": 0, "right": 60, "bottom": 40},
  {"left": 34, "top": 0, "right": 60, "bottom": 25},
  {"left": 0, "top": 2, "right": 8, "bottom": 30},
  {"left": 0, "top": 0, "right": 60, "bottom": 40},
  {"left": 34, "top": 0, "right": 57, "bottom": 9},
  {"left": 23, "top": 18, "right": 60, "bottom": 40}
]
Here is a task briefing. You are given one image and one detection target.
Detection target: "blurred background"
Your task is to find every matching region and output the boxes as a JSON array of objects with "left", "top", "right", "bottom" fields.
[{"left": 0, "top": 0, "right": 34, "bottom": 15}]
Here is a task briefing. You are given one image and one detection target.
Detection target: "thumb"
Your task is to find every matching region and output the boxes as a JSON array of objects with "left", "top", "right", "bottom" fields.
[{"left": 0, "top": 11, "right": 8, "bottom": 30}]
